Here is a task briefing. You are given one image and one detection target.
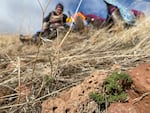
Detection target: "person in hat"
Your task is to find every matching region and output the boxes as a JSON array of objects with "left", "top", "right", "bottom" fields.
[
  {"left": 20, "top": 3, "right": 68, "bottom": 44},
  {"left": 42, "top": 3, "right": 68, "bottom": 31}
]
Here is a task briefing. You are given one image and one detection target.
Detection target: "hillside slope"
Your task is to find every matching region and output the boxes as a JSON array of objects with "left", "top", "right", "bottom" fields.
[{"left": 0, "top": 18, "right": 150, "bottom": 113}]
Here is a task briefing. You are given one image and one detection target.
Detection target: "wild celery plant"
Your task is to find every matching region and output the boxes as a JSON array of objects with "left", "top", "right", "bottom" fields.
[
  {"left": 104, "top": 72, "right": 132, "bottom": 95},
  {"left": 89, "top": 92, "right": 105, "bottom": 105},
  {"left": 44, "top": 75, "right": 55, "bottom": 86},
  {"left": 89, "top": 72, "right": 132, "bottom": 110}
]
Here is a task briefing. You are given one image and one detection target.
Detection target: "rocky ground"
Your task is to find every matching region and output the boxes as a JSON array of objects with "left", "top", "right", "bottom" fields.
[
  {"left": 41, "top": 63, "right": 150, "bottom": 113},
  {"left": 108, "top": 63, "right": 150, "bottom": 113}
]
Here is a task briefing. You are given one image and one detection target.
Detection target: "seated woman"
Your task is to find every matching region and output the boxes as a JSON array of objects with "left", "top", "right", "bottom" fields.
[
  {"left": 33, "top": 3, "right": 68, "bottom": 41},
  {"left": 20, "top": 3, "right": 68, "bottom": 44}
]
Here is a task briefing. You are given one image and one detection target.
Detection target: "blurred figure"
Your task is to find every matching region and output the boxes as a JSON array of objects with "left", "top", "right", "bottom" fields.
[
  {"left": 103, "top": 0, "right": 136, "bottom": 31},
  {"left": 66, "top": 11, "right": 89, "bottom": 32},
  {"left": 20, "top": 3, "right": 68, "bottom": 44},
  {"left": 42, "top": 3, "right": 68, "bottom": 31},
  {"left": 33, "top": 3, "right": 68, "bottom": 41},
  {"left": 83, "top": 0, "right": 137, "bottom": 30},
  {"left": 104, "top": 0, "right": 136, "bottom": 25}
]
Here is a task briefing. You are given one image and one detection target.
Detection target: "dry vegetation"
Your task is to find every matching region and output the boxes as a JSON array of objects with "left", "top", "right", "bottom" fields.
[{"left": 0, "top": 17, "right": 150, "bottom": 113}]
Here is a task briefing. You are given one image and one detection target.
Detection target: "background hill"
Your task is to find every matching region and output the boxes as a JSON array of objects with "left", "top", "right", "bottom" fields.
[{"left": 0, "top": 17, "right": 150, "bottom": 113}]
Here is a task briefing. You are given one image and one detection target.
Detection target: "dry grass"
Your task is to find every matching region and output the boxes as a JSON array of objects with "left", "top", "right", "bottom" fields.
[{"left": 0, "top": 17, "right": 150, "bottom": 113}]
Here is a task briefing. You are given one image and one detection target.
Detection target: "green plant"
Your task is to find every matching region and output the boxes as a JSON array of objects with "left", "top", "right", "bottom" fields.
[
  {"left": 108, "top": 92, "right": 127, "bottom": 103},
  {"left": 44, "top": 75, "right": 55, "bottom": 86},
  {"left": 89, "top": 71, "right": 132, "bottom": 111},
  {"left": 105, "top": 72, "right": 132, "bottom": 94},
  {"left": 89, "top": 92, "right": 105, "bottom": 105}
]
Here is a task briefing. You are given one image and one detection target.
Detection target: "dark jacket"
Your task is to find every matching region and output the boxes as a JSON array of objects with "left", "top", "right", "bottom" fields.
[{"left": 43, "top": 11, "right": 67, "bottom": 24}]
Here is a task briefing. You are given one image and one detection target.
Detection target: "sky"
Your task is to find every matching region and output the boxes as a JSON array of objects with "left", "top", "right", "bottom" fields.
[{"left": 0, "top": 0, "right": 150, "bottom": 34}]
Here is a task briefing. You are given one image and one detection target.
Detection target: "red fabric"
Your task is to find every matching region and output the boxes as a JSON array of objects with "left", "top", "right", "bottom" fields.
[
  {"left": 86, "top": 14, "right": 106, "bottom": 22},
  {"left": 131, "top": 9, "right": 145, "bottom": 17}
]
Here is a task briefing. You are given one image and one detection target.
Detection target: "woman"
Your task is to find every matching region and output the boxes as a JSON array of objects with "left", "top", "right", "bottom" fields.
[
  {"left": 20, "top": 3, "right": 68, "bottom": 44},
  {"left": 36, "top": 3, "right": 68, "bottom": 40},
  {"left": 42, "top": 3, "right": 68, "bottom": 31}
]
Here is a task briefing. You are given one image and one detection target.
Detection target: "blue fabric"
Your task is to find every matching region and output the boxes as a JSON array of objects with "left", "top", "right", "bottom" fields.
[
  {"left": 50, "top": 0, "right": 136, "bottom": 25},
  {"left": 104, "top": 0, "right": 136, "bottom": 25},
  {"left": 50, "top": 0, "right": 108, "bottom": 18}
]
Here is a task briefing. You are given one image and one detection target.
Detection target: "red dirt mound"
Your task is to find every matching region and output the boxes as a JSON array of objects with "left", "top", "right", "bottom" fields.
[
  {"left": 108, "top": 63, "right": 150, "bottom": 113},
  {"left": 42, "top": 71, "right": 107, "bottom": 113}
]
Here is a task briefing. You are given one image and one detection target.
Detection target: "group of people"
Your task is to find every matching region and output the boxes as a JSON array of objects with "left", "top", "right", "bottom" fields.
[{"left": 19, "top": 1, "right": 145, "bottom": 44}]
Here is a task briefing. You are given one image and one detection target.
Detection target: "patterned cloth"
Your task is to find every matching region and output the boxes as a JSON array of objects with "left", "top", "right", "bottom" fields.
[{"left": 104, "top": 0, "right": 136, "bottom": 25}]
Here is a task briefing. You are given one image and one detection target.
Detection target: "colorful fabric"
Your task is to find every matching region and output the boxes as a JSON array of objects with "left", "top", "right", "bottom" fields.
[
  {"left": 66, "top": 11, "right": 89, "bottom": 30},
  {"left": 73, "top": 12, "right": 87, "bottom": 20},
  {"left": 104, "top": 0, "right": 136, "bottom": 25},
  {"left": 66, "top": 12, "right": 87, "bottom": 23}
]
